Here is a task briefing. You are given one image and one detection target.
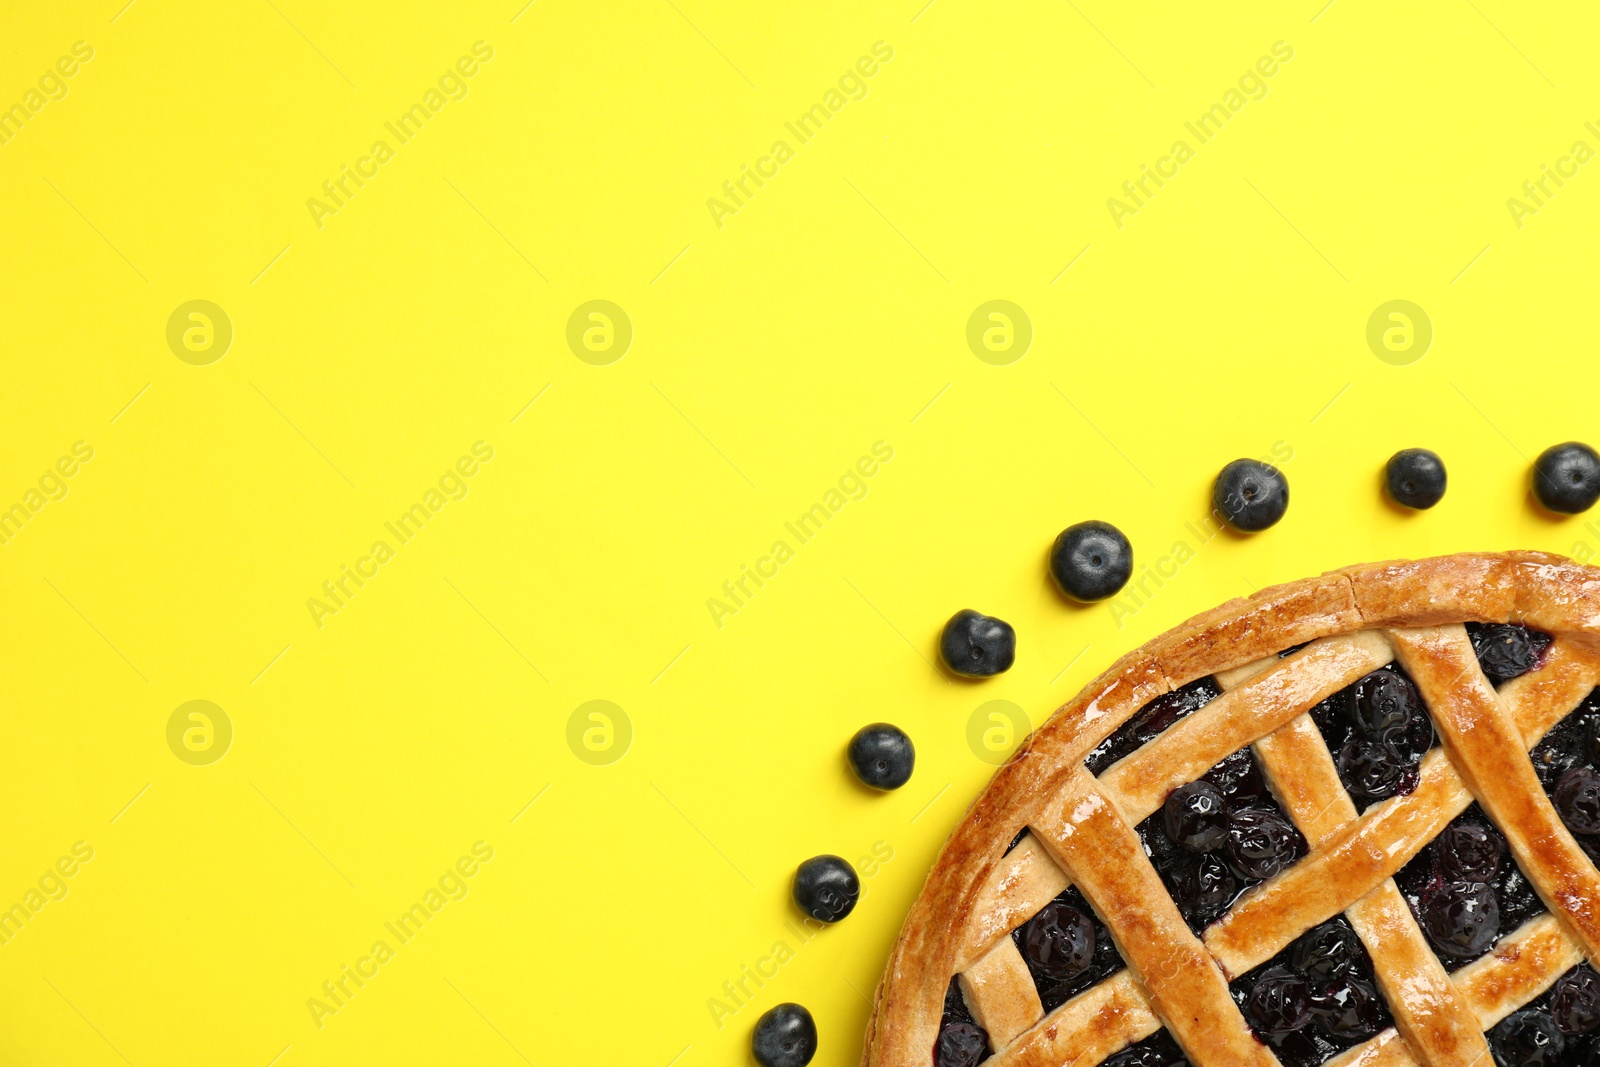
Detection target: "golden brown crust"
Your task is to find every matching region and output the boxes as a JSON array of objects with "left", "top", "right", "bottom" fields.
[{"left": 865, "top": 553, "right": 1600, "bottom": 1067}]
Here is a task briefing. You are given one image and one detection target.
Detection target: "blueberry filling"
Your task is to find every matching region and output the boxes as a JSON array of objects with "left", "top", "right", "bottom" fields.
[
  {"left": 1531, "top": 688, "right": 1600, "bottom": 867},
  {"left": 1085, "top": 678, "right": 1224, "bottom": 776},
  {"left": 1011, "top": 886, "right": 1126, "bottom": 1012},
  {"left": 1307, "top": 665, "right": 1434, "bottom": 809},
  {"left": 1228, "top": 916, "right": 1394, "bottom": 1067},
  {"left": 1139, "top": 747, "right": 1308, "bottom": 934},
  {"left": 934, "top": 975, "right": 991, "bottom": 1067},
  {"left": 1003, "top": 827, "right": 1030, "bottom": 855},
  {"left": 1101, "top": 1028, "right": 1191, "bottom": 1066},
  {"left": 1394, "top": 804, "right": 1545, "bottom": 971},
  {"left": 1465, "top": 622, "right": 1553, "bottom": 686},
  {"left": 1488, "top": 965, "right": 1600, "bottom": 1067}
]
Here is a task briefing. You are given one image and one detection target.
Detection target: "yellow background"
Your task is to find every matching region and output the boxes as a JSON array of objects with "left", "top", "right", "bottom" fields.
[{"left": 3, "top": 1, "right": 1599, "bottom": 1064}]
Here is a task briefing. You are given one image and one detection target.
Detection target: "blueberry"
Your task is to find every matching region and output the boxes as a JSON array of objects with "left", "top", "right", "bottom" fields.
[
  {"left": 792, "top": 855, "right": 860, "bottom": 923},
  {"left": 1100, "top": 1031, "right": 1189, "bottom": 1066},
  {"left": 1225, "top": 808, "right": 1304, "bottom": 881},
  {"left": 752, "top": 1003, "right": 818, "bottom": 1067},
  {"left": 1310, "top": 976, "right": 1387, "bottom": 1040},
  {"left": 1212, "top": 459, "right": 1290, "bottom": 533},
  {"left": 1338, "top": 737, "right": 1412, "bottom": 806},
  {"left": 1050, "top": 520, "right": 1134, "bottom": 602},
  {"left": 1556, "top": 767, "right": 1600, "bottom": 836},
  {"left": 1468, "top": 623, "right": 1552, "bottom": 684},
  {"left": 1491, "top": 1009, "right": 1565, "bottom": 1067},
  {"left": 1172, "top": 852, "right": 1236, "bottom": 930},
  {"left": 1350, "top": 669, "right": 1426, "bottom": 743},
  {"left": 847, "top": 723, "right": 914, "bottom": 790},
  {"left": 1533, "top": 442, "right": 1600, "bottom": 514},
  {"left": 1553, "top": 967, "right": 1600, "bottom": 1035},
  {"left": 1020, "top": 900, "right": 1096, "bottom": 980},
  {"left": 1204, "top": 749, "right": 1266, "bottom": 807},
  {"left": 1438, "top": 820, "right": 1503, "bottom": 881},
  {"left": 935, "top": 1022, "right": 989, "bottom": 1067},
  {"left": 939, "top": 609, "right": 1016, "bottom": 678},
  {"left": 1419, "top": 880, "right": 1499, "bottom": 959},
  {"left": 1246, "top": 964, "right": 1312, "bottom": 1037},
  {"left": 1164, "top": 781, "right": 1228, "bottom": 853},
  {"left": 1385, "top": 448, "right": 1448, "bottom": 509},
  {"left": 1291, "top": 921, "right": 1363, "bottom": 983}
]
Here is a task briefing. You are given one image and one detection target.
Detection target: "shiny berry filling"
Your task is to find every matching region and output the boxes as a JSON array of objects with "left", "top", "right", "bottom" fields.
[
  {"left": 1138, "top": 747, "right": 1308, "bottom": 934},
  {"left": 1011, "top": 885, "right": 1126, "bottom": 1012},
  {"left": 1228, "top": 916, "right": 1394, "bottom": 1067},
  {"left": 1489, "top": 961, "right": 1600, "bottom": 1067},
  {"left": 1085, "top": 678, "right": 1224, "bottom": 776},
  {"left": 1465, "top": 622, "right": 1552, "bottom": 685},
  {"left": 1531, "top": 687, "right": 1600, "bottom": 868},
  {"left": 1100, "top": 1029, "right": 1191, "bottom": 1066},
  {"left": 1307, "top": 665, "right": 1435, "bottom": 810},
  {"left": 934, "top": 975, "right": 991, "bottom": 1067},
  {"left": 1394, "top": 804, "right": 1545, "bottom": 971}
]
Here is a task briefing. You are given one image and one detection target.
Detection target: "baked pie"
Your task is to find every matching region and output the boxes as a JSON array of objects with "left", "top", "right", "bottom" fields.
[{"left": 863, "top": 552, "right": 1600, "bottom": 1067}]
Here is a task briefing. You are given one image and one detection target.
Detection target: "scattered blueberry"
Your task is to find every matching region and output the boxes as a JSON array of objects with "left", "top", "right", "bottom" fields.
[
  {"left": 1246, "top": 964, "right": 1312, "bottom": 1037},
  {"left": 752, "top": 1003, "right": 818, "bottom": 1067},
  {"left": 1552, "top": 967, "right": 1600, "bottom": 1035},
  {"left": 1490, "top": 1009, "right": 1565, "bottom": 1067},
  {"left": 1556, "top": 767, "right": 1600, "bottom": 836},
  {"left": 792, "top": 855, "right": 860, "bottom": 923},
  {"left": 1212, "top": 459, "right": 1290, "bottom": 533},
  {"left": 847, "top": 723, "right": 915, "bottom": 790},
  {"left": 939, "top": 609, "right": 1016, "bottom": 678},
  {"left": 1164, "top": 781, "right": 1228, "bottom": 853},
  {"left": 1225, "top": 807, "right": 1305, "bottom": 881},
  {"left": 1419, "top": 879, "right": 1499, "bottom": 959},
  {"left": 1019, "top": 900, "right": 1096, "bottom": 981},
  {"left": 1050, "top": 520, "right": 1134, "bottom": 602},
  {"left": 1385, "top": 448, "right": 1448, "bottom": 509},
  {"left": 1533, "top": 442, "right": 1600, "bottom": 514},
  {"left": 1468, "top": 623, "right": 1553, "bottom": 685}
]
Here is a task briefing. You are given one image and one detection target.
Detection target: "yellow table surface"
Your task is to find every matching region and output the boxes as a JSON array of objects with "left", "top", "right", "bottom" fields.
[{"left": 4, "top": 1, "right": 1599, "bottom": 1063}]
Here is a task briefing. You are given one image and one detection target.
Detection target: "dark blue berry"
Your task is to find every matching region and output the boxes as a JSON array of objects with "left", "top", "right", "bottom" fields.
[
  {"left": 1203, "top": 748, "right": 1266, "bottom": 806},
  {"left": 1020, "top": 900, "right": 1096, "bottom": 981},
  {"left": 1164, "top": 781, "right": 1228, "bottom": 853},
  {"left": 1213, "top": 459, "right": 1290, "bottom": 533},
  {"left": 1491, "top": 1009, "right": 1565, "bottom": 1066},
  {"left": 1385, "top": 448, "right": 1447, "bottom": 509},
  {"left": 1438, "top": 820, "right": 1503, "bottom": 881},
  {"left": 1172, "top": 852, "right": 1236, "bottom": 930},
  {"left": 1553, "top": 967, "right": 1600, "bottom": 1035},
  {"left": 1050, "top": 520, "right": 1134, "bottom": 602},
  {"left": 1101, "top": 1030, "right": 1190, "bottom": 1066},
  {"left": 1350, "top": 669, "right": 1426, "bottom": 743},
  {"left": 1310, "top": 976, "right": 1387, "bottom": 1040},
  {"left": 1226, "top": 808, "right": 1304, "bottom": 881},
  {"left": 752, "top": 1003, "right": 818, "bottom": 1067},
  {"left": 1246, "top": 964, "right": 1312, "bottom": 1037},
  {"left": 1420, "top": 880, "right": 1499, "bottom": 959},
  {"left": 939, "top": 609, "right": 1015, "bottom": 678},
  {"left": 1469, "top": 623, "right": 1552, "bottom": 684},
  {"left": 1533, "top": 442, "right": 1600, "bottom": 514},
  {"left": 1556, "top": 767, "right": 1600, "bottom": 836},
  {"left": 792, "top": 855, "right": 859, "bottom": 923},
  {"left": 935, "top": 1022, "right": 989, "bottom": 1067},
  {"left": 847, "top": 723, "right": 915, "bottom": 790},
  {"left": 1338, "top": 737, "right": 1409, "bottom": 806},
  {"left": 1292, "top": 921, "right": 1363, "bottom": 983}
]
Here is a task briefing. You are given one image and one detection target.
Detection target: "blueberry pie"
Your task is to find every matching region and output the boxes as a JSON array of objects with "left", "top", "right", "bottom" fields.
[{"left": 863, "top": 553, "right": 1600, "bottom": 1067}]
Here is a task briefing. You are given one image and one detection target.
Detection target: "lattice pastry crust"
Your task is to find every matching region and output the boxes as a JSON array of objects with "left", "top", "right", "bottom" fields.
[{"left": 862, "top": 552, "right": 1600, "bottom": 1067}]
